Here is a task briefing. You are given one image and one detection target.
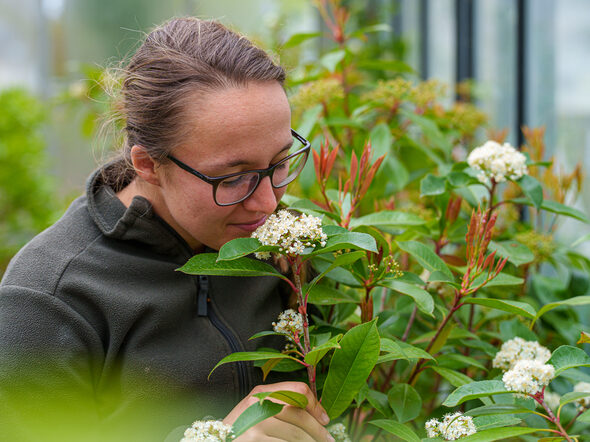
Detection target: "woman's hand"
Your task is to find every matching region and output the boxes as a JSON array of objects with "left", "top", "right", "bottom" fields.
[{"left": 223, "top": 382, "right": 335, "bottom": 442}]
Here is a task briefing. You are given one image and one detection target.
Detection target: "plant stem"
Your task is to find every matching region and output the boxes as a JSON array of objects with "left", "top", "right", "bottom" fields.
[
  {"left": 292, "top": 262, "right": 317, "bottom": 397},
  {"left": 532, "top": 393, "right": 573, "bottom": 441}
]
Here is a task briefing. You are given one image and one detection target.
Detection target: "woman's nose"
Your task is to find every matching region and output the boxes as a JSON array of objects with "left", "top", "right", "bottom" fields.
[{"left": 242, "top": 176, "right": 278, "bottom": 214}]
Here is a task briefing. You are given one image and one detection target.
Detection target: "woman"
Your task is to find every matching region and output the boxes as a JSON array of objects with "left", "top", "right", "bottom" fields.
[{"left": 0, "top": 18, "right": 332, "bottom": 442}]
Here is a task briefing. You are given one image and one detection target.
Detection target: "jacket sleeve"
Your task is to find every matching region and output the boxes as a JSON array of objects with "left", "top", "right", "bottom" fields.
[{"left": 0, "top": 284, "right": 105, "bottom": 441}]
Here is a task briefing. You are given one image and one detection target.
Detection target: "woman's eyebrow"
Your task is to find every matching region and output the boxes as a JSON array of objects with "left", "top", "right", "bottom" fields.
[{"left": 221, "top": 141, "right": 294, "bottom": 169}]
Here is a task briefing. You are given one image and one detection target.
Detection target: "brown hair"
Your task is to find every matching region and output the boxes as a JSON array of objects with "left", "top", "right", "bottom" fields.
[{"left": 103, "top": 17, "right": 286, "bottom": 189}]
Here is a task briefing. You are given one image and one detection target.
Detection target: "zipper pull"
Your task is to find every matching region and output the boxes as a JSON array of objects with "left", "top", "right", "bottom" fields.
[{"left": 197, "top": 275, "right": 209, "bottom": 316}]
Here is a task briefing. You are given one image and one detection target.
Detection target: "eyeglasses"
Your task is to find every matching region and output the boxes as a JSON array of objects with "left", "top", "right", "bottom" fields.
[{"left": 167, "top": 129, "right": 311, "bottom": 206}]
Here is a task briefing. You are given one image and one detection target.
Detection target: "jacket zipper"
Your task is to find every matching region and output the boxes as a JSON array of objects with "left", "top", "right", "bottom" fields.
[{"left": 197, "top": 275, "right": 248, "bottom": 399}]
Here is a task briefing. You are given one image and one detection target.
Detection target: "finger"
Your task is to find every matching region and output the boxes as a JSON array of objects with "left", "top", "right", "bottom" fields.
[
  {"left": 253, "top": 382, "right": 330, "bottom": 426},
  {"left": 274, "top": 406, "right": 334, "bottom": 442},
  {"left": 259, "top": 416, "right": 316, "bottom": 442}
]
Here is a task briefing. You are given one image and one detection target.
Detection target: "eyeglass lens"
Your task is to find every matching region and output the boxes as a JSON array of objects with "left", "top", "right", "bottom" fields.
[{"left": 214, "top": 137, "right": 308, "bottom": 205}]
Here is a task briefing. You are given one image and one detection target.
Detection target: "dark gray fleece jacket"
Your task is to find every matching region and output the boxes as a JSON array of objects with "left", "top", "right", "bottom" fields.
[{"left": 0, "top": 167, "right": 288, "bottom": 441}]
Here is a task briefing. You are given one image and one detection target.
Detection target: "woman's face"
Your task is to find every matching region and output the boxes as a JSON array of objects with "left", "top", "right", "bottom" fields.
[{"left": 153, "top": 81, "right": 293, "bottom": 251}]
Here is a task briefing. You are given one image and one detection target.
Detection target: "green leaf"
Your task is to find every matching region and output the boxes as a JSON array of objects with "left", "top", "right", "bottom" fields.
[
  {"left": 429, "top": 366, "right": 473, "bottom": 387},
  {"left": 282, "top": 32, "right": 322, "bottom": 49},
  {"left": 252, "top": 390, "right": 308, "bottom": 408},
  {"left": 249, "top": 330, "right": 284, "bottom": 340},
  {"left": 231, "top": 400, "right": 284, "bottom": 437},
  {"left": 438, "top": 353, "right": 488, "bottom": 372},
  {"left": 462, "top": 298, "right": 536, "bottom": 320},
  {"left": 465, "top": 404, "right": 536, "bottom": 417},
  {"left": 387, "top": 383, "right": 422, "bottom": 423},
  {"left": 305, "top": 251, "right": 365, "bottom": 294},
  {"left": 178, "top": 253, "right": 284, "bottom": 278},
  {"left": 518, "top": 175, "right": 544, "bottom": 209},
  {"left": 578, "top": 408, "right": 590, "bottom": 422},
  {"left": 471, "top": 272, "right": 524, "bottom": 287},
  {"left": 217, "top": 237, "right": 271, "bottom": 261},
  {"left": 209, "top": 352, "right": 299, "bottom": 379},
  {"left": 400, "top": 109, "right": 452, "bottom": 154},
  {"left": 420, "top": 174, "right": 447, "bottom": 196},
  {"left": 559, "top": 391, "right": 590, "bottom": 407},
  {"left": 314, "top": 232, "right": 377, "bottom": 255},
  {"left": 321, "top": 320, "right": 381, "bottom": 419},
  {"left": 473, "top": 414, "right": 522, "bottom": 430},
  {"left": 321, "top": 49, "right": 346, "bottom": 73},
  {"left": 357, "top": 59, "right": 415, "bottom": 74},
  {"left": 378, "top": 339, "right": 433, "bottom": 363},
  {"left": 369, "top": 122, "right": 392, "bottom": 159},
  {"left": 488, "top": 240, "right": 534, "bottom": 267},
  {"left": 396, "top": 240, "right": 454, "bottom": 281},
  {"left": 511, "top": 198, "right": 590, "bottom": 224},
  {"left": 442, "top": 380, "right": 509, "bottom": 407},
  {"left": 365, "top": 390, "right": 392, "bottom": 418},
  {"left": 447, "top": 171, "right": 480, "bottom": 188},
  {"left": 377, "top": 280, "right": 434, "bottom": 316},
  {"left": 307, "top": 284, "right": 358, "bottom": 305},
  {"left": 369, "top": 419, "right": 420, "bottom": 442},
  {"left": 349, "top": 211, "right": 425, "bottom": 230},
  {"left": 548, "top": 345, "right": 590, "bottom": 376},
  {"left": 456, "top": 427, "right": 542, "bottom": 442},
  {"left": 532, "top": 296, "right": 590, "bottom": 327},
  {"left": 304, "top": 335, "right": 342, "bottom": 366}
]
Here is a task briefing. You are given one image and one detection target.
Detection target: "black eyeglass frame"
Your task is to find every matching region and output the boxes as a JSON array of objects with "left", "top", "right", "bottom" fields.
[{"left": 166, "top": 128, "right": 311, "bottom": 206}]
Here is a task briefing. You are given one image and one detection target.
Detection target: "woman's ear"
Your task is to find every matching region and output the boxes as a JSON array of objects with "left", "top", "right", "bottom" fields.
[{"left": 130, "top": 145, "right": 161, "bottom": 186}]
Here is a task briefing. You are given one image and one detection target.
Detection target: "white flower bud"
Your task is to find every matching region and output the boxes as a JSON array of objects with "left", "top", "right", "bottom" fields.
[{"left": 467, "top": 140, "right": 528, "bottom": 185}]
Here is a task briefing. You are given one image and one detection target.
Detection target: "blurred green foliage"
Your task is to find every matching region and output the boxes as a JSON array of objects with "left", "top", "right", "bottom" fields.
[{"left": 0, "top": 88, "right": 60, "bottom": 274}]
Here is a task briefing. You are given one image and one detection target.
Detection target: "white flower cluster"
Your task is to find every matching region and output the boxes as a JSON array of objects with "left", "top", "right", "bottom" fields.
[
  {"left": 272, "top": 309, "right": 304, "bottom": 340},
  {"left": 425, "top": 412, "right": 477, "bottom": 440},
  {"left": 252, "top": 210, "right": 327, "bottom": 257},
  {"left": 467, "top": 140, "right": 528, "bottom": 185},
  {"left": 180, "top": 420, "right": 233, "bottom": 442},
  {"left": 328, "top": 423, "right": 352, "bottom": 442},
  {"left": 493, "top": 337, "right": 551, "bottom": 371},
  {"left": 502, "top": 359, "right": 555, "bottom": 397},
  {"left": 573, "top": 381, "right": 590, "bottom": 411}
]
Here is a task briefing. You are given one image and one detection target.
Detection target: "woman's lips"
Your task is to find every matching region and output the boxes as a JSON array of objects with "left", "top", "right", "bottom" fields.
[{"left": 231, "top": 216, "right": 268, "bottom": 232}]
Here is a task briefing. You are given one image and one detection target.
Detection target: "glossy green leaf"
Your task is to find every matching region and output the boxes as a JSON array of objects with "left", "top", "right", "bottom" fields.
[
  {"left": 462, "top": 297, "right": 536, "bottom": 320},
  {"left": 473, "top": 414, "right": 522, "bottom": 430},
  {"left": 531, "top": 296, "right": 590, "bottom": 327},
  {"left": 231, "top": 400, "right": 284, "bottom": 437},
  {"left": 365, "top": 390, "right": 392, "bottom": 418},
  {"left": 558, "top": 391, "right": 590, "bottom": 408},
  {"left": 314, "top": 232, "right": 377, "bottom": 255},
  {"left": 307, "top": 284, "right": 358, "bottom": 305},
  {"left": 248, "top": 330, "right": 283, "bottom": 340},
  {"left": 218, "top": 237, "right": 267, "bottom": 261},
  {"left": 511, "top": 198, "right": 590, "bottom": 224},
  {"left": 349, "top": 211, "right": 425, "bottom": 229},
  {"left": 456, "top": 427, "right": 542, "bottom": 441},
  {"left": 548, "top": 345, "right": 590, "bottom": 376},
  {"left": 209, "top": 352, "right": 300, "bottom": 379},
  {"left": 518, "top": 175, "right": 544, "bottom": 209},
  {"left": 442, "top": 380, "right": 509, "bottom": 407},
  {"left": 471, "top": 272, "right": 524, "bottom": 287},
  {"left": 321, "top": 320, "right": 381, "bottom": 419},
  {"left": 304, "top": 335, "right": 342, "bottom": 366},
  {"left": 578, "top": 408, "right": 590, "bottom": 422},
  {"left": 282, "top": 32, "right": 322, "bottom": 49},
  {"left": 253, "top": 390, "right": 308, "bottom": 408},
  {"left": 438, "top": 353, "right": 488, "bottom": 372},
  {"left": 178, "top": 253, "right": 284, "bottom": 278},
  {"left": 378, "top": 279, "right": 434, "bottom": 316},
  {"left": 388, "top": 384, "right": 421, "bottom": 423},
  {"left": 420, "top": 174, "right": 447, "bottom": 196},
  {"left": 396, "top": 240, "right": 454, "bottom": 281},
  {"left": 465, "top": 404, "right": 536, "bottom": 417},
  {"left": 369, "top": 419, "right": 420, "bottom": 442},
  {"left": 378, "top": 338, "right": 433, "bottom": 363},
  {"left": 488, "top": 240, "right": 534, "bottom": 267},
  {"left": 429, "top": 366, "right": 473, "bottom": 387}
]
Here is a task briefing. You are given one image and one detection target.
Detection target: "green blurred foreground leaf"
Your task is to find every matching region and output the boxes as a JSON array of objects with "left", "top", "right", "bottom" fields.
[
  {"left": 321, "top": 320, "right": 380, "bottom": 419},
  {"left": 209, "top": 352, "right": 300, "bottom": 379},
  {"left": 231, "top": 400, "right": 284, "bottom": 437}
]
